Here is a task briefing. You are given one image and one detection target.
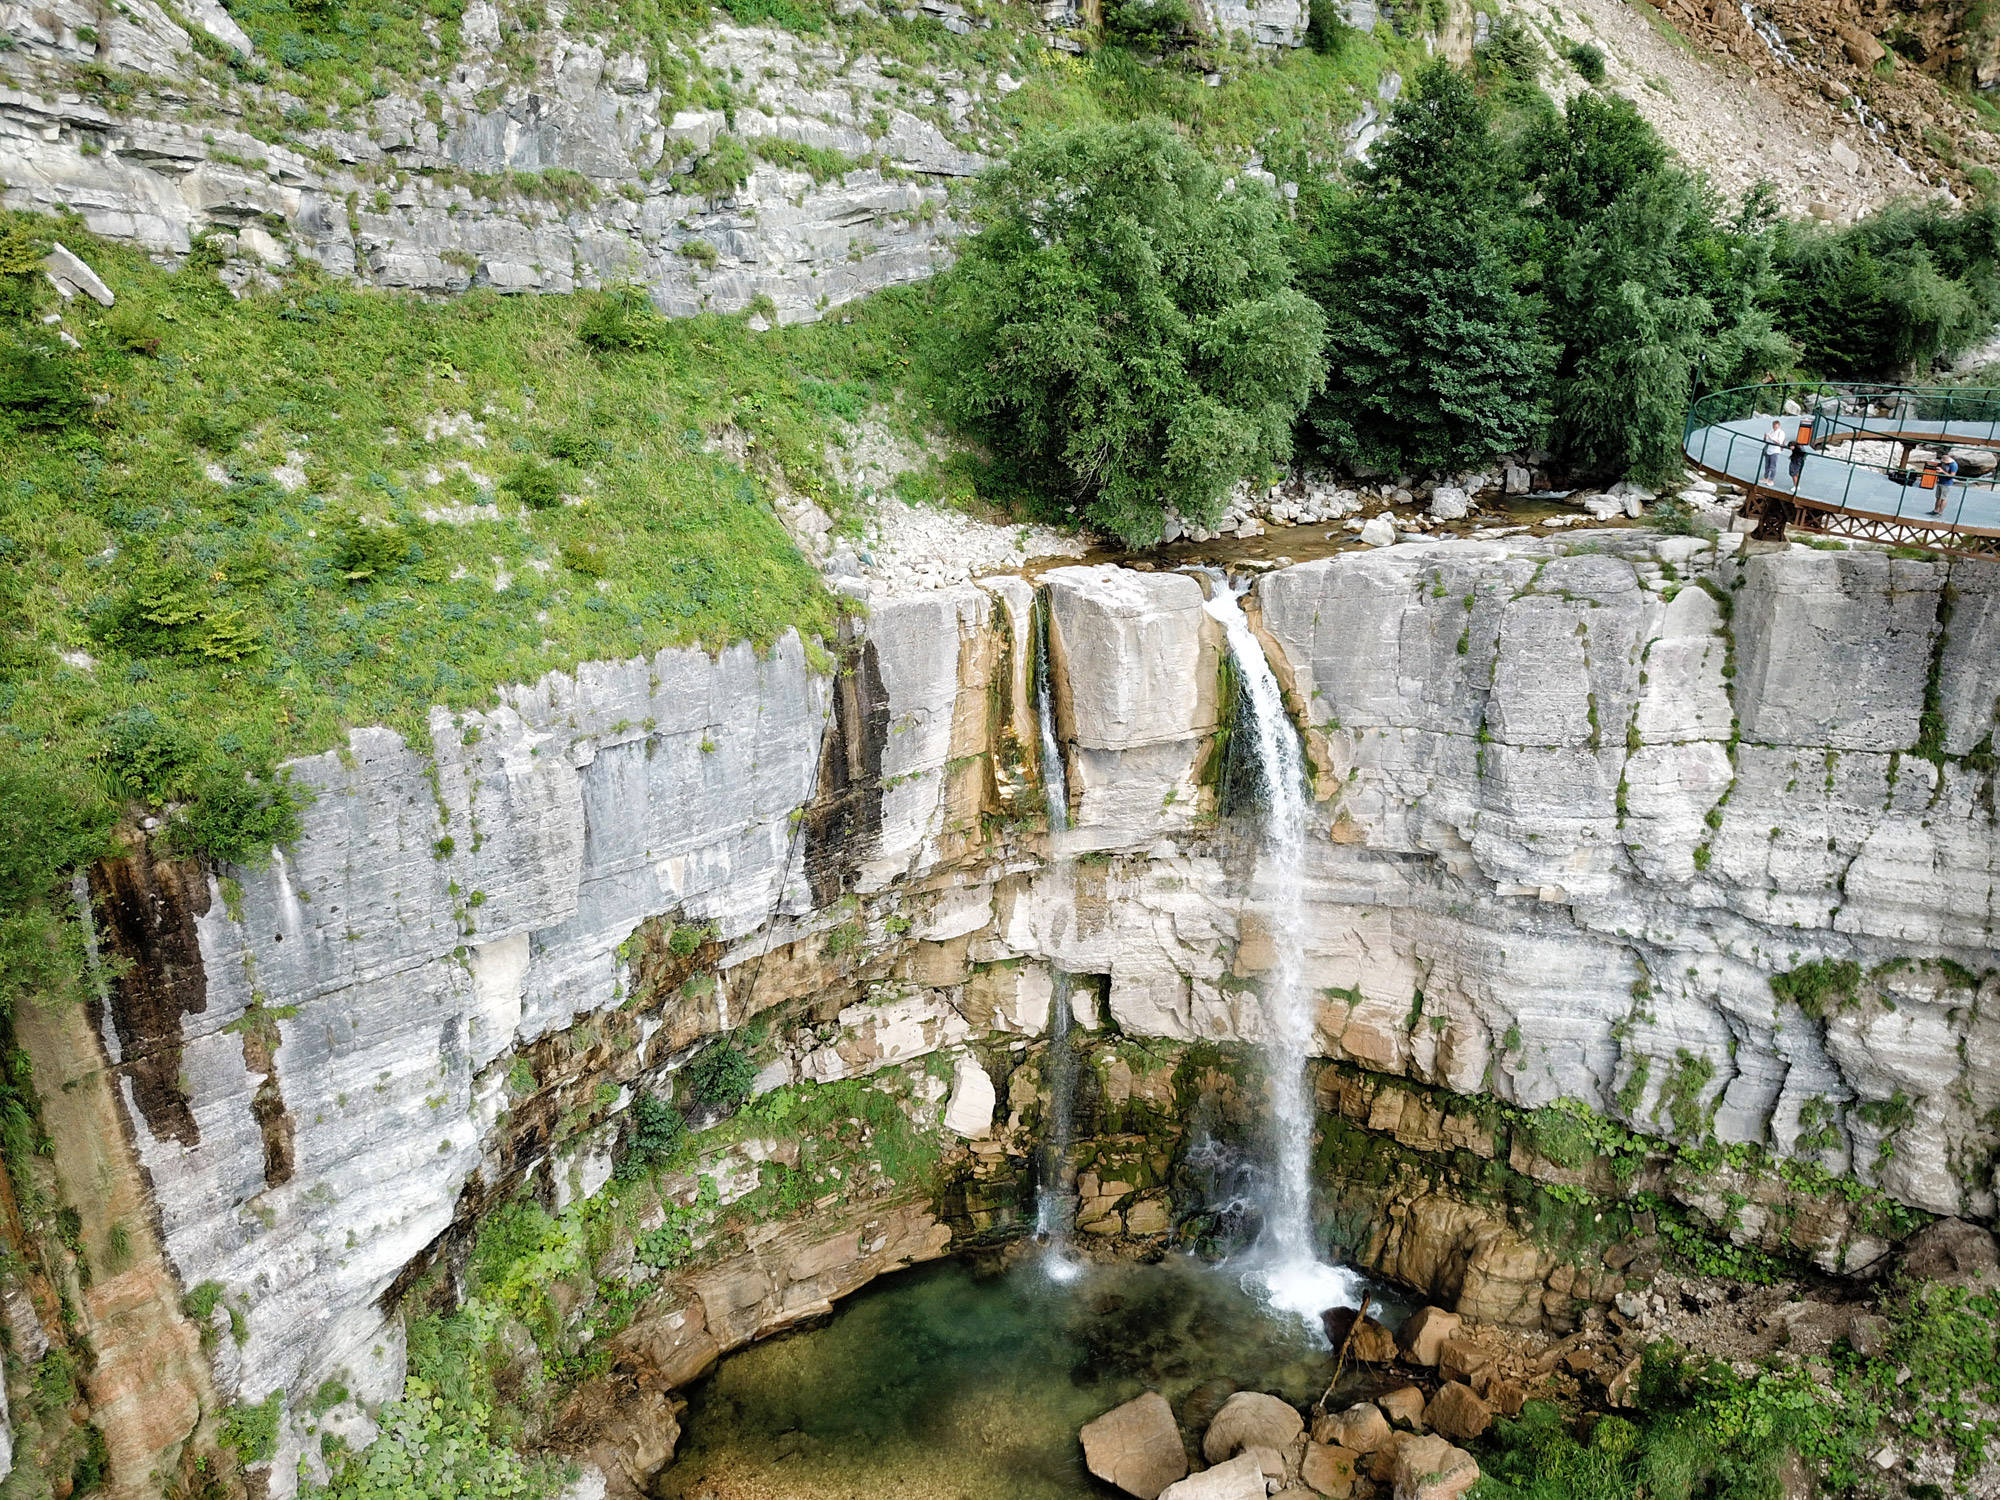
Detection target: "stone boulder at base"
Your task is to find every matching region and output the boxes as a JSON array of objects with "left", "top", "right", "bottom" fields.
[
  {"left": 1302, "top": 1441, "right": 1358, "bottom": 1498},
  {"left": 1427, "top": 486, "right": 1470, "bottom": 522},
  {"left": 1359, "top": 514, "right": 1397, "bottom": 547},
  {"left": 1322, "top": 1306, "right": 1397, "bottom": 1362},
  {"left": 1393, "top": 1435, "right": 1480, "bottom": 1500},
  {"left": 1203, "top": 1390, "right": 1305, "bottom": 1463},
  {"left": 1159, "top": 1452, "right": 1269, "bottom": 1500},
  {"left": 1082, "top": 1392, "right": 1190, "bottom": 1500},
  {"left": 1900, "top": 1218, "right": 2000, "bottom": 1285},
  {"left": 1316, "top": 1402, "right": 1390, "bottom": 1454},
  {"left": 1425, "top": 1382, "right": 1491, "bottom": 1442},
  {"left": 1397, "top": 1306, "right": 1461, "bottom": 1366},
  {"left": 1378, "top": 1386, "right": 1427, "bottom": 1430}
]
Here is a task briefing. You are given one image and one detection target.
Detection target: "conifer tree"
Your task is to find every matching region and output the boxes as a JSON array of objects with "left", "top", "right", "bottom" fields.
[{"left": 1300, "top": 60, "right": 1552, "bottom": 475}]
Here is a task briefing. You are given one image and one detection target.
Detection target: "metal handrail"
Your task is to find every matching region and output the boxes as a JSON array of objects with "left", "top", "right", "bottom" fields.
[{"left": 1681, "top": 380, "right": 2000, "bottom": 539}]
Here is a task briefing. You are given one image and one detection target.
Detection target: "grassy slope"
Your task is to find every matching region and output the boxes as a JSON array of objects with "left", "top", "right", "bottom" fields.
[
  {"left": 2, "top": 27, "right": 1411, "bottom": 781},
  {"left": 1, "top": 227, "right": 888, "bottom": 774}
]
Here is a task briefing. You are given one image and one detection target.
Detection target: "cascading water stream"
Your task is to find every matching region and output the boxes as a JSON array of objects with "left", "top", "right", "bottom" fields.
[
  {"left": 1035, "top": 596, "right": 1070, "bottom": 837},
  {"left": 1032, "top": 594, "right": 1083, "bottom": 1276},
  {"left": 1200, "top": 574, "right": 1363, "bottom": 1328}
]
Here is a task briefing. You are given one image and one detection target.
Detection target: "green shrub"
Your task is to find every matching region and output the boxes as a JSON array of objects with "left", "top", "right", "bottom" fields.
[
  {"left": 0, "top": 221, "right": 51, "bottom": 320},
  {"left": 104, "top": 304, "right": 162, "bottom": 355},
  {"left": 0, "top": 754, "right": 114, "bottom": 912},
  {"left": 329, "top": 513, "right": 412, "bottom": 582},
  {"left": 1480, "top": 14, "right": 1542, "bottom": 80},
  {"left": 161, "top": 766, "right": 309, "bottom": 867},
  {"left": 559, "top": 540, "right": 606, "bottom": 577},
  {"left": 683, "top": 135, "right": 752, "bottom": 200},
  {"left": 749, "top": 139, "right": 855, "bottom": 184},
  {"left": 176, "top": 410, "right": 246, "bottom": 451},
  {"left": 0, "top": 341, "right": 88, "bottom": 429},
  {"left": 576, "top": 288, "right": 667, "bottom": 354},
  {"left": 95, "top": 706, "right": 204, "bottom": 801},
  {"left": 1103, "top": 0, "right": 1191, "bottom": 50},
  {"left": 1566, "top": 39, "right": 1607, "bottom": 83},
  {"left": 500, "top": 461, "right": 568, "bottom": 512},
  {"left": 616, "top": 1090, "right": 686, "bottom": 1179},
  {"left": 1304, "top": 0, "right": 1354, "bottom": 54},
  {"left": 934, "top": 120, "right": 1324, "bottom": 545},
  {"left": 92, "top": 565, "right": 213, "bottom": 657},
  {"left": 220, "top": 1390, "right": 283, "bottom": 1464},
  {"left": 683, "top": 1042, "right": 755, "bottom": 1111},
  {"left": 1768, "top": 958, "right": 1862, "bottom": 1020}
]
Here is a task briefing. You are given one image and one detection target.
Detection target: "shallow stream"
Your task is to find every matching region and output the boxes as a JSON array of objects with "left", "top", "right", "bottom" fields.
[{"left": 657, "top": 1250, "right": 1378, "bottom": 1500}]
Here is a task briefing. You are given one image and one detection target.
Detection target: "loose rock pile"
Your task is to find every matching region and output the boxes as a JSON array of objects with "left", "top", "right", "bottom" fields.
[{"left": 1076, "top": 1301, "right": 1541, "bottom": 1500}]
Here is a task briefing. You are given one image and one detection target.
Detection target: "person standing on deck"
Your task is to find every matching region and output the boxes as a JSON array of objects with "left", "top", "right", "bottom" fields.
[
  {"left": 1789, "top": 427, "right": 1810, "bottom": 490},
  {"left": 1762, "top": 419, "right": 1786, "bottom": 486},
  {"left": 1931, "top": 450, "right": 1959, "bottom": 517}
]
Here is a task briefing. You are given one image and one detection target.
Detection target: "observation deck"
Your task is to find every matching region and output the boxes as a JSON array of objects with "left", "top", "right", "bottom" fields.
[{"left": 1682, "top": 382, "right": 2000, "bottom": 559}]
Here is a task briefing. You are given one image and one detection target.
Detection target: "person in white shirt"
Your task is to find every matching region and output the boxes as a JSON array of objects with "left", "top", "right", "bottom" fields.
[{"left": 1761, "top": 419, "right": 1786, "bottom": 486}]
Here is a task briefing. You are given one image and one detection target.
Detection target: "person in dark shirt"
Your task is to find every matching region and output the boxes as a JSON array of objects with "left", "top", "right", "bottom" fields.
[
  {"left": 1932, "top": 450, "right": 1959, "bottom": 517},
  {"left": 1788, "top": 429, "right": 1810, "bottom": 490}
]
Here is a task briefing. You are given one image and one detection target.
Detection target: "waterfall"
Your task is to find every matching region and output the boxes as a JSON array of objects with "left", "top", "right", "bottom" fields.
[
  {"left": 1036, "top": 968, "right": 1078, "bottom": 1239},
  {"left": 1033, "top": 592, "right": 1082, "bottom": 1277},
  {"left": 1201, "top": 576, "right": 1363, "bottom": 1327},
  {"left": 1034, "top": 595, "right": 1070, "bottom": 834}
]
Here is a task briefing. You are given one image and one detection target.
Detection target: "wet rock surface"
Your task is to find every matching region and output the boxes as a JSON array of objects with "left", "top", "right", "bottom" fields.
[{"left": 45, "top": 537, "right": 2000, "bottom": 1489}]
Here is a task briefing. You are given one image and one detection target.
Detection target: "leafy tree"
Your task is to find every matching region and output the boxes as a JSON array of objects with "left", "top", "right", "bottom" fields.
[
  {"left": 1521, "top": 96, "right": 1790, "bottom": 484},
  {"left": 933, "top": 120, "right": 1326, "bottom": 545},
  {"left": 1299, "top": 61, "right": 1553, "bottom": 475},
  {"left": 1767, "top": 202, "right": 2000, "bottom": 379}
]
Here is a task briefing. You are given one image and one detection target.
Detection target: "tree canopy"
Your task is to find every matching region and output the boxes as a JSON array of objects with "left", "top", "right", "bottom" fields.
[
  {"left": 933, "top": 119, "right": 1326, "bottom": 545},
  {"left": 1298, "top": 60, "right": 1554, "bottom": 475}
]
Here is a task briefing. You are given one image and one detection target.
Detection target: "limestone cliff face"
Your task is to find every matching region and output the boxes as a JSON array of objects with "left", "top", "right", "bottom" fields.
[
  {"left": 48, "top": 535, "right": 2000, "bottom": 1492},
  {"left": 0, "top": 8, "right": 977, "bottom": 322}
]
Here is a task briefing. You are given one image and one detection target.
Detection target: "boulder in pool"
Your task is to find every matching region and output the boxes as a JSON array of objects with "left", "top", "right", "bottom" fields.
[
  {"left": 1081, "top": 1391, "right": 1189, "bottom": 1499},
  {"left": 1202, "top": 1390, "right": 1304, "bottom": 1463},
  {"left": 1321, "top": 1306, "right": 1397, "bottom": 1362},
  {"left": 1160, "top": 1452, "right": 1269, "bottom": 1500}
]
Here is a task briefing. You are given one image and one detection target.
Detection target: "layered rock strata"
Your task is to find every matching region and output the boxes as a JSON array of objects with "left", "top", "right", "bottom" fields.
[{"left": 43, "top": 534, "right": 2000, "bottom": 1493}]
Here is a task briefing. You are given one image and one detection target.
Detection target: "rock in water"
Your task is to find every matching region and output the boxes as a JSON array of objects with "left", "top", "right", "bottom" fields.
[
  {"left": 1424, "top": 1382, "right": 1490, "bottom": 1442},
  {"left": 1359, "top": 514, "right": 1397, "bottom": 547},
  {"left": 1321, "top": 1307, "right": 1396, "bottom": 1362},
  {"left": 1392, "top": 1435, "right": 1480, "bottom": 1500},
  {"left": 1427, "top": 486, "right": 1469, "bottom": 521},
  {"left": 1159, "top": 1452, "right": 1270, "bottom": 1500},
  {"left": 1202, "top": 1390, "right": 1305, "bottom": 1463},
  {"left": 1081, "top": 1392, "right": 1190, "bottom": 1500},
  {"left": 1397, "top": 1307, "right": 1461, "bottom": 1366}
]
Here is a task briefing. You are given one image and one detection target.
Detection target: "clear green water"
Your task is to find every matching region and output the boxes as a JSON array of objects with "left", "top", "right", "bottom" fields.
[{"left": 657, "top": 1250, "right": 1342, "bottom": 1500}]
